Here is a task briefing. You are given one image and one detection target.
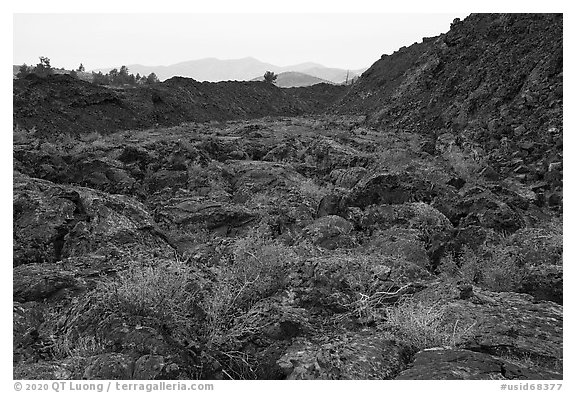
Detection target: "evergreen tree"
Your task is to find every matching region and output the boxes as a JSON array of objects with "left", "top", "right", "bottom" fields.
[
  {"left": 109, "top": 68, "right": 119, "bottom": 84},
  {"left": 119, "top": 66, "right": 130, "bottom": 84},
  {"left": 146, "top": 72, "right": 159, "bottom": 84},
  {"left": 263, "top": 71, "right": 278, "bottom": 84},
  {"left": 92, "top": 71, "right": 110, "bottom": 85},
  {"left": 33, "top": 56, "right": 53, "bottom": 77},
  {"left": 17, "top": 64, "right": 30, "bottom": 78}
]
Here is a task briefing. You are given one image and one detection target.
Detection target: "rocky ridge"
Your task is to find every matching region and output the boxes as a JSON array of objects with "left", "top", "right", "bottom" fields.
[{"left": 13, "top": 75, "right": 346, "bottom": 136}]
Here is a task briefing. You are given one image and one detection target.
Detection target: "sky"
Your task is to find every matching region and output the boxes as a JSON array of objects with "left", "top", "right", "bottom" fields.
[{"left": 13, "top": 13, "right": 469, "bottom": 71}]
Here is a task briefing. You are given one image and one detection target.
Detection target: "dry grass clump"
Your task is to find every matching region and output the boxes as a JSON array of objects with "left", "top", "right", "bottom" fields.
[
  {"left": 100, "top": 258, "right": 200, "bottom": 325},
  {"left": 13, "top": 124, "right": 38, "bottom": 144},
  {"left": 187, "top": 160, "right": 231, "bottom": 199},
  {"left": 52, "top": 335, "right": 106, "bottom": 360},
  {"left": 385, "top": 297, "right": 475, "bottom": 351},
  {"left": 509, "top": 220, "right": 562, "bottom": 266},
  {"left": 439, "top": 245, "right": 526, "bottom": 292},
  {"left": 444, "top": 148, "right": 483, "bottom": 180},
  {"left": 317, "top": 250, "right": 431, "bottom": 325},
  {"left": 45, "top": 256, "right": 200, "bottom": 378},
  {"left": 298, "top": 177, "right": 331, "bottom": 203},
  {"left": 440, "top": 218, "right": 562, "bottom": 293},
  {"left": 204, "top": 231, "right": 297, "bottom": 344}
]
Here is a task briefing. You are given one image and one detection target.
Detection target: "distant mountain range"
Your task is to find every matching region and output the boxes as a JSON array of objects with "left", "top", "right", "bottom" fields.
[
  {"left": 91, "top": 57, "right": 367, "bottom": 84},
  {"left": 251, "top": 72, "right": 333, "bottom": 88}
]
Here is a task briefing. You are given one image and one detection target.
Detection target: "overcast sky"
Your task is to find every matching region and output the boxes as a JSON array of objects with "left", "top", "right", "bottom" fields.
[{"left": 13, "top": 13, "right": 469, "bottom": 71}]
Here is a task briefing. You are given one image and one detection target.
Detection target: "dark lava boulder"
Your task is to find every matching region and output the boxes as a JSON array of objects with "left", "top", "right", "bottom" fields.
[
  {"left": 450, "top": 225, "right": 500, "bottom": 252},
  {"left": 117, "top": 145, "right": 156, "bottom": 168},
  {"left": 14, "top": 360, "right": 75, "bottom": 380},
  {"left": 262, "top": 142, "right": 299, "bottom": 163},
  {"left": 225, "top": 160, "right": 307, "bottom": 202},
  {"left": 83, "top": 353, "right": 135, "bottom": 380},
  {"left": 14, "top": 147, "right": 139, "bottom": 196},
  {"left": 519, "top": 264, "right": 562, "bottom": 304},
  {"left": 354, "top": 202, "right": 454, "bottom": 268},
  {"left": 416, "top": 285, "right": 563, "bottom": 371},
  {"left": 341, "top": 172, "right": 436, "bottom": 209},
  {"left": 146, "top": 169, "right": 189, "bottom": 194},
  {"left": 13, "top": 174, "right": 171, "bottom": 266},
  {"left": 13, "top": 263, "right": 84, "bottom": 302},
  {"left": 57, "top": 296, "right": 201, "bottom": 379},
  {"left": 396, "top": 348, "right": 561, "bottom": 380},
  {"left": 329, "top": 166, "right": 368, "bottom": 189},
  {"left": 13, "top": 302, "right": 46, "bottom": 364},
  {"left": 13, "top": 175, "right": 79, "bottom": 265},
  {"left": 213, "top": 297, "right": 313, "bottom": 379},
  {"left": 299, "top": 215, "right": 355, "bottom": 250},
  {"left": 153, "top": 194, "right": 258, "bottom": 236},
  {"left": 363, "top": 227, "right": 430, "bottom": 269},
  {"left": 303, "top": 137, "right": 373, "bottom": 175},
  {"left": 63, "top": 157, "right": 137, "bottom": 196},
  {"left": 290, "top": 252, "right": 430, "bottom": 313},
  {"left": 455, "top": 186, "right": 523, "bottom": 232},
  {"left": 277, "top": 330, "right": 411, "bottom": 379},
  {"left": 83, "top": 353, "right": 182, "bottom": 380},
  {"left": 316, "top": 192, "right": 345, "bottom": 218}
]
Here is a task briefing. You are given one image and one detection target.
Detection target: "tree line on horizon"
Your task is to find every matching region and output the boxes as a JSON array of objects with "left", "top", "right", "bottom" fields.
[{"left": 16, "top": 57, "right": 160, "bottom": 86}]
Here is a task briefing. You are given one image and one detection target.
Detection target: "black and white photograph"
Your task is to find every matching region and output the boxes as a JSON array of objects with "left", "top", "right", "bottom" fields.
[{"left": 8, "top": 1, "right": 567, "bottom": 389}]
